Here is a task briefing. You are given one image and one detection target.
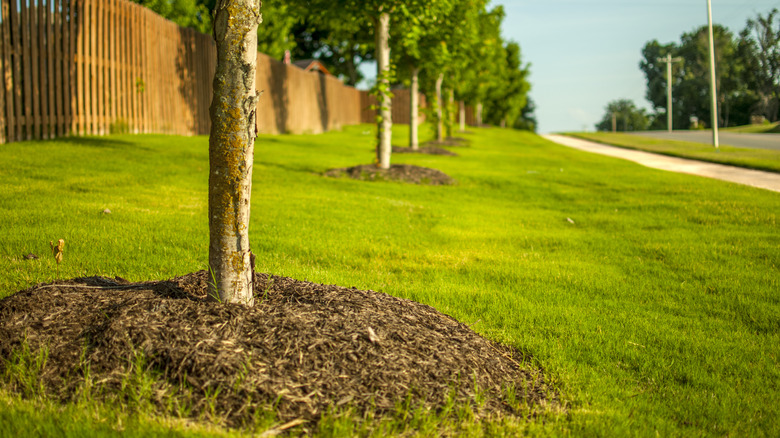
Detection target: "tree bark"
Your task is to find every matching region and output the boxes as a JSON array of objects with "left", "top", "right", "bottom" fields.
[
  {"left": 208, "top": 0, "right": 261, "bottom": 306},
  {"left": 344, "top": 46, "right": 358, "bottom": 87},
  {"left": 476, "top": 101, "right": 483, "bottom": 126},
  {"left": 459, "top": 101, "right": 465, "bottom": 132},
  {"left": 446, "top": 89, "right": 454, "bottom": 138},
  {"left": 375, "top": 11, "right": 392, "bottom": 169},
  {"left": 409, "top": 66, "right": 419, "bottom": 150},
  {"left": 435, "top": 73, "right": 443, "bottom": 142}
]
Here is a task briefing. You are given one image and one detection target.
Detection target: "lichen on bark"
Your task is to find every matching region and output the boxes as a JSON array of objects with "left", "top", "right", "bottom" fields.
[{"left": 208, "top": 0, "right": 262, "bottom": 306}]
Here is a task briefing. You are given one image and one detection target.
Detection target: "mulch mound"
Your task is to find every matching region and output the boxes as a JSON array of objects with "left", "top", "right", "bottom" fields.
[
  {"left": 324, "top": 164, "right": 454, "bottom": 185},
  {"left": 392, "top": 146, "right": 458, "bottom": 156},
  {"left": 0, "top": 272, "right": 558, "bottom": 427},
  {"left": 424, "top": 137, "right": 470, "bottom": 147}
]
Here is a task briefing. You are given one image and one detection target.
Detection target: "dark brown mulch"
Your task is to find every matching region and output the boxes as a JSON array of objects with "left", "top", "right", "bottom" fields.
[
  {"left": 0, "top": 272, "right": 558, "bottom": 427},
  {"left": 424, "top": 137, "right": 470, "bottom": 147},
  {"left": 324, "top": 164, "right": 454, "bottom": 185},
  {"left": 392, "top": 146, "right": 458, "bottom": 156}
]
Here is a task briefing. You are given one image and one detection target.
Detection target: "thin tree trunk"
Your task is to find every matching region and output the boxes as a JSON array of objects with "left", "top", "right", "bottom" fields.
[
  {"left": 446, "top": 89, "right": 454, "bottom": 138},
  {"left": 344, "top": 46, "right": 358, "bottom": 86},
  {"left": 208, "top": 0, "right": 261, "bottom": 306},
  {"left": 459, "top": 101, "right": 465, "bottom": 132},
  {"left": 435, "top": 73, "right": 443, "bottom": 142},
  {"left": 476, "top": 102, "right": 483, "bottom": 126},
  {"left": 409, "top": 66, "right": 419, "bottom": 150},
  {"left": 375, "top": 12, "right": 392, "bottom": 169}
]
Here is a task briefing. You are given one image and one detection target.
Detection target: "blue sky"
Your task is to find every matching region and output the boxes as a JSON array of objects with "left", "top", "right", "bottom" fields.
[{"left": 497, "top": 0, "right": 780, "bottom": 133}]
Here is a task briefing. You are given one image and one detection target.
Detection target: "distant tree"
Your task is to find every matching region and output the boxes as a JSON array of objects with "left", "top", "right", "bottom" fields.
[
  {"left": 292, "top": 0, "right": 427, "bottom": 169},
  {"left": 290, "top": 13, "right": 374, "bottom": 85},
  {"left": 444, "top": 0, "right": 485, "bottom": 135},
  {"left": 639, "top": 40, "right": 682, "bottom": 127},
  {"left": 595, "top": 99, "right": 650, "bottom": 132},
  {"left": 741, "top": 9, "right": 780, "bottom": 121},
  {"left": 470, "top": 5, "right": 506, "bottom": 127},
  {"left": 483, "top": 41, "right": 531, "bottom": 128},
  {"left": 513, "top": 96, "right": 537, "bottom": 132},
  {"left": 392, "top": 0, "right": 456, "bottom": 149},
  {"left": 677, "top": 25, "right": 743, "bottom": 128},
  {"left": 208, "top": 0, "right": 261, "bottom": 305},
  {"left": 129, "top": 0, "right": 212, "bottom": 32},
  {"left": 640, "top": 22, "right": 764, "bottom": 128},
  {"left": 255, "top": 2, "right": 299, "bottom": 59}
]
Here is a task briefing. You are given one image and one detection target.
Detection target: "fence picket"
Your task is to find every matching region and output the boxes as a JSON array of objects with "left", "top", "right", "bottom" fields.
[
  {"left": 53, "top": 0, "right": 62, "bottom": 136},
  {"left": 89, "top": 0, "right": 97, "bottom": 134},
  {"left": 1, "top": 0, "right": 13, "bottom": 142},
  {"left": 21, "top": 0, "right": 33, "bottom": 139},
  {"left": 109, "top": 0, "right": 116, "bottom": 131},
  {"left": 0, "top": 0, "right": 437, "bottom": 144},
  {"left": 96, "top": 0, "right": 104, "bottom": 134},
  {"left": 31, "top": 0, "right": 42, "bottom": 139},
  {"left": 45, "top": 0, "right": 55, "bottom": 138},
  {"left": 0, "top": 11, "right": 5, "bottom": 144},
  {"left": 119, "top": 0, "right": 127, "bottom": 130},
  {"left": 75, "top": 0, "right": 84, "bottom": 134}
]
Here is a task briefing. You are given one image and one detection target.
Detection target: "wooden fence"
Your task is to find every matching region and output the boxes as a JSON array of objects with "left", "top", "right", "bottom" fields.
[{"left": 0, "top": 0, "right": 449, "bottom": 144}]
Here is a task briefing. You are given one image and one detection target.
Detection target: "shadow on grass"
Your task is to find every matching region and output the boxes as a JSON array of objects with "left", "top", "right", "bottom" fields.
[
  {"left": 257, "top": 160, "right": 322, "bottom": 175},
  {"left": 52, "top": 136, "right": 152, "bottom": 151}
]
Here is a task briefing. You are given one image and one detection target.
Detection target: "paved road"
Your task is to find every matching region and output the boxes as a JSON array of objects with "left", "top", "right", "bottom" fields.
[
  {"left": 543, "top": 134, "right": 780, "bottom": 193},
  {"left": 628, "top": 130, "right": 780, "bottom": 151}
]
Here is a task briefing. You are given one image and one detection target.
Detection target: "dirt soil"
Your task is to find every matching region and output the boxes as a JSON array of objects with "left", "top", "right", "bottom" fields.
[
  {"left": 0, "top": 272, "right": 558, "bottom": 427},
  {"left": 392, "top": 146, "right": 458, "bottom": 156},
  {"left": 324, "top": 164, "right": 454, "bottom": 185}
]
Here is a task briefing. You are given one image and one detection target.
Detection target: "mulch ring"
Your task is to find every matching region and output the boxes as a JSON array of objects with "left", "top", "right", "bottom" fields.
[
  {"left": 324, "top": 164, "right": 454, "bottom": 185},
  {"left": 424, "top": 137, "right": 471, "bottom": 147},
  {"left": 0, "top": 271, "right": 560, "bottom": 429},
  {"left": 392, "top": 146, "right": 458, "bottom": 156}
]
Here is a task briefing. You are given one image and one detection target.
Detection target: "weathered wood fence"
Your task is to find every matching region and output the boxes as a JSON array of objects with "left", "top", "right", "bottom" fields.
[{"left": 0, "top": 0, "right": 463, "bottom": 145}]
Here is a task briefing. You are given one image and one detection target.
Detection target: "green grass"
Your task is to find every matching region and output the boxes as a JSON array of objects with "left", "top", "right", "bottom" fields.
[
  {"left": 1, "top": 124, "right": 779, "bottom": 436},
  {"left": 722, "top": 122, "right": 780, "bottom": 134},
  {"left": 567, "top": 131, "right": 780, "bottom": 173}
]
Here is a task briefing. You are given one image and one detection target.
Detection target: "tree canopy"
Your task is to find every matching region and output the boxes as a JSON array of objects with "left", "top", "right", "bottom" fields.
[
  {"left": 640, "top": 8, "right": 780, "bottom": 128},
  {"left": 131, "top": 0, "right": 536, "bottom": 131},
  {"left": 595, "top": 99, "right": 650, "bottom": 132}
]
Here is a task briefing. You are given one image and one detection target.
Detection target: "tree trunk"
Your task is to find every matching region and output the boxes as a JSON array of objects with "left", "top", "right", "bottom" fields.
[
  {"left": 446, "top": 89, "right": 454, "bottom": 138},
  {"left": 476, "top": 102, "right": 483, "bottom": 126},
  {"left": 409, "top": 66, "right": 419, "bottom": 150},
  {"left": 459, "top": 101, "right": 465, "bottom": 132},
  {"left": 435, "top": 73, "right": 443, "bottom": 142},
  {"left": 375, "top": 12, "right": 392, "bottom": 169},
  {"left": 208, "top": 0, "right": 261, "bottom": 306},
  {"left": 344, "top": 46, "right": 358, "bottom": 87}
]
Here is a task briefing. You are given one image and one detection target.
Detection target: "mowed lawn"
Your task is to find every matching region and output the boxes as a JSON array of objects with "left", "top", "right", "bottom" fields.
[
  {"left": 568, "top": 131, "right": 780, "bottom": 173},
  {"left": 1, "top": 125, "right": 778, "bottom": 436}
]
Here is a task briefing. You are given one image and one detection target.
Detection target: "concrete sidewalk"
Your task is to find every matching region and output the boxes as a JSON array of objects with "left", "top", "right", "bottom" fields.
[
  {"left": 629, "top": 130, "right": 780, "bottom": 151},
  {"left": 543, "top": 134, "right": 780, "bottom": 193}
]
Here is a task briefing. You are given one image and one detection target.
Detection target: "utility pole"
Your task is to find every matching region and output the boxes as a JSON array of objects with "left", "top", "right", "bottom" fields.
[
  {"left": 612, "top": 112, "right": 617, "bottom": 133},
  {"left": 657, "top": 53, "right": 682, "bottom": 132},
  {"left": 707, "top": 0, "right": 720, "bottom": 148}
]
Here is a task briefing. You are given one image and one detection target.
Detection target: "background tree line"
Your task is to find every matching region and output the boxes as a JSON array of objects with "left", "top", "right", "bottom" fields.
[
  {"left": 128, "top": 0, "right": 536, "bottom": 133},
  {"left": 598, "top": 8, "right": 779, "bottom": 132},
  {"left": 129, "top": 0, "right": 536, "bottom": 302}
]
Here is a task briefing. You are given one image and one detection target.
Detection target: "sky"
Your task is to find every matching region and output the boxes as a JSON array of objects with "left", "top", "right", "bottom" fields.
[{"left": 496, "top": 0, "right": 780, "bottom": 133}]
